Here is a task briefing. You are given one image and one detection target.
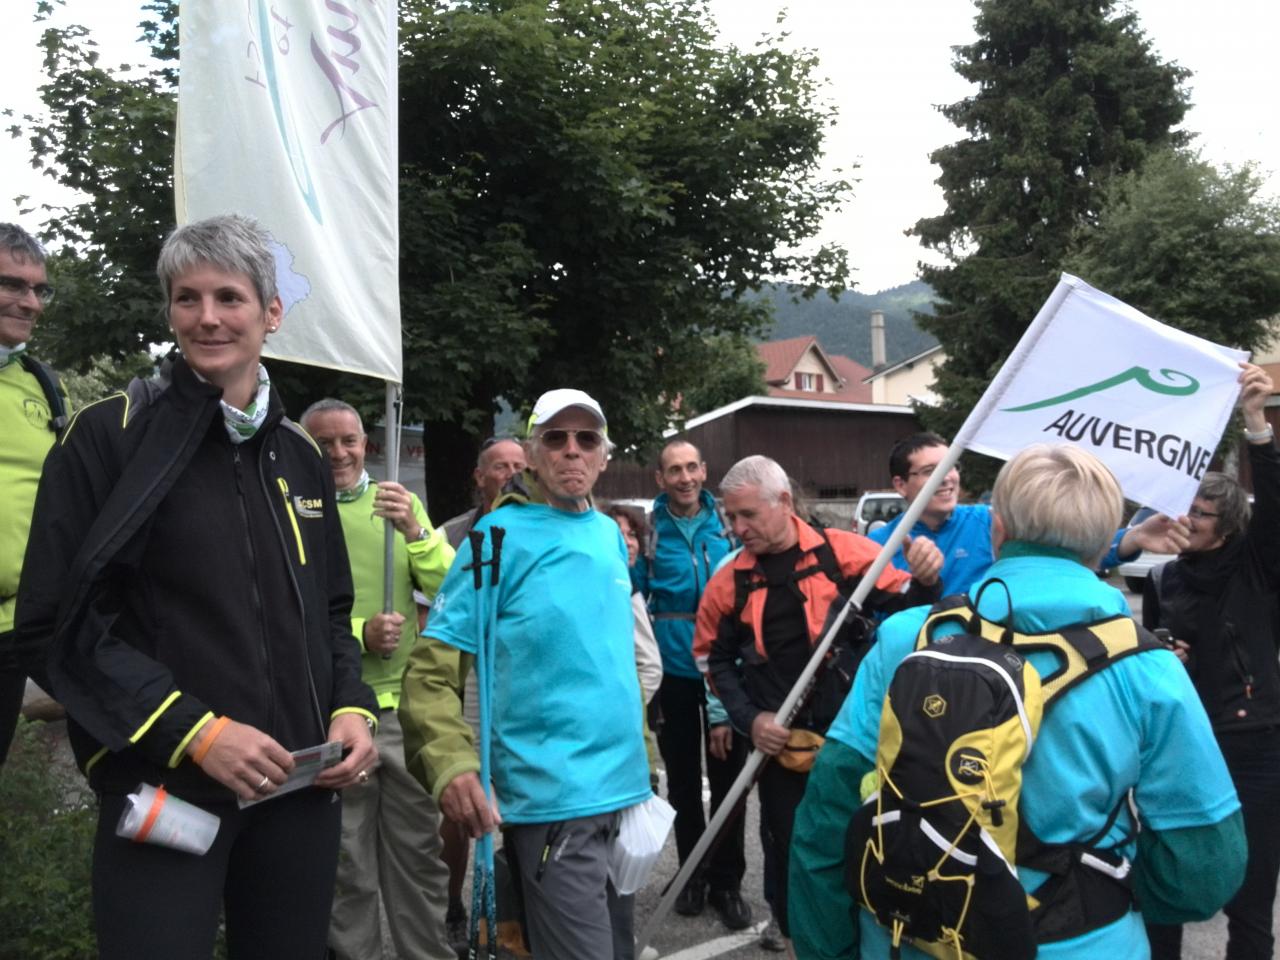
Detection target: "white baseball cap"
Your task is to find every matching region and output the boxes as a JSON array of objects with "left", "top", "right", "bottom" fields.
[{"left": 526, "top": 388, "right": 607, "bottom": 435}]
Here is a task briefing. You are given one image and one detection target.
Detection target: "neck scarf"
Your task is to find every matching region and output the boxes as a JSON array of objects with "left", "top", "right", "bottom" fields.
[
  {"left": 0, "top": 341, "right": 27, "bottom": 370},
  {"left": 336, "top": 471, "right": 372, "bottom": 503},
  {"left": 220, "top": 365, "right": 272, "bottom": 444}
]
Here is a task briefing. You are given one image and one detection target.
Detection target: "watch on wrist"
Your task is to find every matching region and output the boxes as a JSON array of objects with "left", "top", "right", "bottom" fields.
[
  {"left": 1244, "top": 424, "right": 1274, "bottom": 443},
  {"left": 415, "top": 526, "right": 431, "bottom": 541}
]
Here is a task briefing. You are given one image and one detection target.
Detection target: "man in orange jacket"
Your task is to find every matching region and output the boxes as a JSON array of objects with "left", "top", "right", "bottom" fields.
[{"left": 694, "top": 455, "right": 942, "bottom": 956}]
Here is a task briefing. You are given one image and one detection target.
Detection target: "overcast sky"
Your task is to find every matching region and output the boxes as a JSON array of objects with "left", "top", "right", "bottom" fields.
[{"left": 2, "top": 1, "right": 1276, "bottom": 292}]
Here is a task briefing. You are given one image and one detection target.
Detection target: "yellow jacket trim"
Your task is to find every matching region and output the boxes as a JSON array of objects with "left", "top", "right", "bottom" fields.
[
  {"left": 276, "top": 477, "right": 308, "bottom": 565},
  {"left": 332, "top": 706, "right": 378, "bottom": 734},
  {"left": 129, "top": 690, "right": 182, "bottom": 744},
  {"left": 169, "top": 710, "right": 216, "bottom": 768},
  {"left": 84, "top": 745, "right": 109, "bottom": 777}
]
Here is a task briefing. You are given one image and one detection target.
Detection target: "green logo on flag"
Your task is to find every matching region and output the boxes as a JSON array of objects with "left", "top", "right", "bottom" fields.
[{"left": 1003, "top": 366, "right": 1199, "bottom": 412}]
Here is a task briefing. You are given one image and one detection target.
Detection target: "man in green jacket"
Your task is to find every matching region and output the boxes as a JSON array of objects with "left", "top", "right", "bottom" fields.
[
  {"left": 0, "top": 223, "right": 66, "bottom": 766},
  {"left": 303, "top": 399, "right": 456, "bottom": 960}
]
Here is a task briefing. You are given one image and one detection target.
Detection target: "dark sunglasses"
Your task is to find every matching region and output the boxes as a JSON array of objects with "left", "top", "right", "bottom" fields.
[
  {"left": 538, "top": 428, "right": 604, "bottom": 451},
  {"left": 0, "top": 274, "right": 56, "bottom": 305}
]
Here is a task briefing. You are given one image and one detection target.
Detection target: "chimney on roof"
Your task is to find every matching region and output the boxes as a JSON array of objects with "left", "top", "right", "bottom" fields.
[{"left": 870, "top": 310, "right": 887, "bottom": 368}]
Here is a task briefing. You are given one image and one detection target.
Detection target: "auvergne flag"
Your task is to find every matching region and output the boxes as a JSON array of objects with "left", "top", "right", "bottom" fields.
[
  {"left": 965, "top": 274, "right": 1247, "bottom": 518},
  {"left": 176, "top": 1, "right": 402, "bottom": 383}
]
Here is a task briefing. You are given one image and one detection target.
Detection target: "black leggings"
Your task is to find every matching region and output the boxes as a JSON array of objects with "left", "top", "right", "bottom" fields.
[{"left": 93, "top": 787, "right": 341, "bottom": 960}]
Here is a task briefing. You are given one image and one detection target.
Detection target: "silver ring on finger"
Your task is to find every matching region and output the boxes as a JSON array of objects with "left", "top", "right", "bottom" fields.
[
  {"left": 256, "top": 774, "right": 270, "bottom": 792},
  {"left": 357, "top": 769, "right": 370, "bottom": 784}
]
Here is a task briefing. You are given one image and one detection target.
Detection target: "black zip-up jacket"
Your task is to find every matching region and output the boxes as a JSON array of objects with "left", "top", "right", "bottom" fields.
[
  {"left": 1144, "top": 439, "right": 1280, "bottom": 733},
  {"left": 13, "top": 359, "right": 376, "bottom": 800}
]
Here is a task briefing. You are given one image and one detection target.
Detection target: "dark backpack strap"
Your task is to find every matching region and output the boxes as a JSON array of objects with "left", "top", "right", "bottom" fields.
[
  {"left": 731, "top": 522, "right": 847, "bottom": 619},
  {"left": 18, "top": 354, "right": 68, "bottom": 434},
  {"left": 1019, "top": 793, "right": 1136, "bottom": 944}
]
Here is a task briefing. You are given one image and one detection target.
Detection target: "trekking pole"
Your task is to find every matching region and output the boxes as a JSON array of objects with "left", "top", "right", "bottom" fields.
[
  {"left": 466, "top": 526, "right": 505, "bottom": 960},
  {"left": 636, "top": 280, "right": 1073, "bottom": 956}
]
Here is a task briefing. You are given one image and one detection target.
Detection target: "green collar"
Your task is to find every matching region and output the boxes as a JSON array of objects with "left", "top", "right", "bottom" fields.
[{"left": 997, "top": 540, "right": 1087, "bottom": 565}]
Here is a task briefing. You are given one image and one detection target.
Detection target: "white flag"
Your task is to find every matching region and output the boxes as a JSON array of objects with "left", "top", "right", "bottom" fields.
[
  {"left": 965, "top": 274, "right": 1247, "bottom": 517},
  {"left": 176, "top": 1, "right": 402, "bottom": 383}
]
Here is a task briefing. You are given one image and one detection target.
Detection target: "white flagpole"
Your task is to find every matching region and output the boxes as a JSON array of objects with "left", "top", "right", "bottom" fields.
[
  {"left": 636, "top": 275, "right": 1076, "bottom": 955},
  {"left": 382, "top": 381, "right": 402, "bottom": 635}
]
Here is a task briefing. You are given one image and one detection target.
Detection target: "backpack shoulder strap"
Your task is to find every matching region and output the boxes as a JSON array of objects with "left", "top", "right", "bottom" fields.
[
  {"left": 643, "top": 507, "right": 658, "bottom": 580},
  {"left": 18, "top": 354, "right": 68, "bottom": 434},
  {"left": 918, "top": 596, "right": 1160, "bottom": 705},
  {"left": 810, "top": 525, "right": 845, "bottom": 589},
  {"left": 915, "top": 594, "right": 1003, "bottom": 650},
  {"left": 123, "top": 375, "right": 169, "bottom": 429},
  {"left": 1010, "top": 616, "right": 1162, "bottom": 706}
]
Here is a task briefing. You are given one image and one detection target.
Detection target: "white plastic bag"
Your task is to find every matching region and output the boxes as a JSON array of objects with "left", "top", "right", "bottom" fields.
[{"left": 608, "top": 794, "right": 676, "bottom": 895}]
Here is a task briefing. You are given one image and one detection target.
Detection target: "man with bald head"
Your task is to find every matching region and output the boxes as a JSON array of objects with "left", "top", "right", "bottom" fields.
[
  {"left": 634, "top": 438, "right": 752, "bottom": 930},
  {"left": 441, "top": 437, "right": 527, "bottom": 549}
]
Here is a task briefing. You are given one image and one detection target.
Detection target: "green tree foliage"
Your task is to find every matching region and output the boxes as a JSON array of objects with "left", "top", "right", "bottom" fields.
[
  {"left": 58, "top": 352, "right": 158, "bottom": 410},
  {"left": 1065, "top": 148, "right": 1280, "bottom": 351},
  {"left": 673, "top": 333, "right": 767, "bottom": 422},
  {"left": 913, "top": 0, "right": 1190, "bottom": 487},
  {"left": 14, "top": 1, "right": 178, "bottom": 369},
  {"left": 397, "top": 0, "right": 850, "bottom": 516},
  {"left": 13, "top": 0, "right": 850, "bottom": 518}
]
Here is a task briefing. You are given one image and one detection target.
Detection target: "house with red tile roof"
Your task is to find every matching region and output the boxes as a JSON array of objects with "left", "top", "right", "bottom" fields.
[{"left": 755, "top": 335, "right": 872, "bottom": 403}]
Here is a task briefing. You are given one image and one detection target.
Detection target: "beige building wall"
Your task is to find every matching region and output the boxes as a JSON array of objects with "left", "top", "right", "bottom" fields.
[
  {"left": 786, "top": 348, "right": 839, "bottom": 393},
  {"left": 870, "top": 350, "right": 943, "bottom": 405}
]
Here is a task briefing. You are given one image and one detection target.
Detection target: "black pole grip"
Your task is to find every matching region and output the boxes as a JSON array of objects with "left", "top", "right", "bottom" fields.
[
  {"left": 468, "top": 530, "right": 485, "bottom": 590},
  {"left": 488, "top": 527, "right": 505, "bottom": 586}
]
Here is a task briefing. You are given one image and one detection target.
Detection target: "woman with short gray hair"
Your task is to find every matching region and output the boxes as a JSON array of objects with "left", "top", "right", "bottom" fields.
[{"left": 16, "top": 213, "right": 378, "bottom": 959}]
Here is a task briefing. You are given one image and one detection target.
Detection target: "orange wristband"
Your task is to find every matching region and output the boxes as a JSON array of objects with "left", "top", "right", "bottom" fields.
[{"left": 191, "top": 716, "right": 230, "bottom": 766}]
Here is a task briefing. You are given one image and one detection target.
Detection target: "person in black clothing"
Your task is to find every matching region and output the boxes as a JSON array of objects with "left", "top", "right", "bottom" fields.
[
  {"left": 14, "top": 214, "right": 377, "bottom": 960},
  {"left": 1144, "top": 362, "right": 1279, "bottom": 960}
]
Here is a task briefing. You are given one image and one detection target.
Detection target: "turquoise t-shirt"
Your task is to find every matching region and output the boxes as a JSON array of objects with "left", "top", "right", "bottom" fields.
[
  {"left": 426, "top": 502, "right": 652, "bottom": 824},
  {"left": 827, "top": 548, "right": 1239, "bottom": 959}
]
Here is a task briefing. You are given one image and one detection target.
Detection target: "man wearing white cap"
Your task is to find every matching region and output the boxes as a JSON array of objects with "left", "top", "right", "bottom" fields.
[{"left": 401, "top": 388, "right": 652, "bottom": 960}]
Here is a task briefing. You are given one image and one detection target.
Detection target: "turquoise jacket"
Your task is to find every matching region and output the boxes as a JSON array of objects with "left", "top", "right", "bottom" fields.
[
  {"left": 790, "top": 545, "right": 1245, "bottom": 959},
  {"left": 631, "top": 489, "right": 732, "bottom": 680}
]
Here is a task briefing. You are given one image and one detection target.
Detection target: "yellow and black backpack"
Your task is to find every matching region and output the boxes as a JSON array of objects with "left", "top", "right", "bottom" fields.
[{"left": 846, "top": 582, "right": 1163, "bottom": 960}]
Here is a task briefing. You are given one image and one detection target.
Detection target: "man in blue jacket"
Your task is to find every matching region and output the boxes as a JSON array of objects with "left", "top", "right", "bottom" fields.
[
  {"left": 870, "top": 432, "right": 1188, "bottom": 594},
  {"left": 633, "top": 439, "right": 751, "bottom": 931}
]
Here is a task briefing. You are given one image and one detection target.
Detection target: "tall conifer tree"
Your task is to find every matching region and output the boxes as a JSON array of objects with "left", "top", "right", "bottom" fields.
[{"left": 913, "top": 0, "right": 1190, "bottom": 482}]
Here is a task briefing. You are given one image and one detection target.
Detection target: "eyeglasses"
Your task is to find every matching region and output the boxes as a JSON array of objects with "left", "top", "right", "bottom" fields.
[
  {"left": 1188, "top": 506, "right": 1219, "bottom": 520},
  {"left": 537, "top": 428, "right": 604, "bottom": 451},
  {"left": 0, "top": 275, "right": 55, "bottom": 305},
  {"left": 906, "top": 463, "right": 956, "bottom": 479}
]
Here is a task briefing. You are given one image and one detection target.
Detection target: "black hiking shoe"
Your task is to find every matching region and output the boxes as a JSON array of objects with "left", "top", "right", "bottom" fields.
[
  {"left": 674, "top": 877, "right": 706, "bottom": 916},
  {"left": 445, "top": 901, "right": 468, "bottom": 956},
  {"left": 708, "top": 888, "right": 752, "bottom": 930}
]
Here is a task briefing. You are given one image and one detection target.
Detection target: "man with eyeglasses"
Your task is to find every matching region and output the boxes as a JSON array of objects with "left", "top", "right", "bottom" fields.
[
  {"left": 401, "top": 389, "right": 652, "bottom": 960},
  {"left": 0, "top": 223, "right": 67, "bottom": 767},
  {"left": 870, "top": 432, "right": 1189, "bottom": 595}
]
